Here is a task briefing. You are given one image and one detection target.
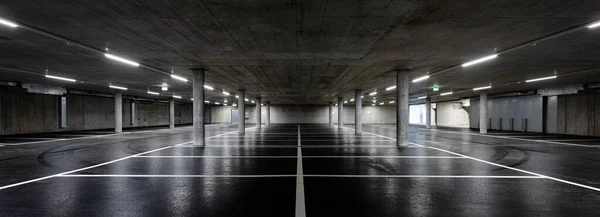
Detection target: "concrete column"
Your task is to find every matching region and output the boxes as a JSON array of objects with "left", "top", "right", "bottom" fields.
[
  {"left": 169, "top": 98, "right": 175, "bottom": 129},
  {"left": 396, "top": 69, "right": 409, "bottom": 147},
  {"left": 238, "top": 89, "right": 245, "bottom": 135},
  {"left": 480, "top": 92, "right": 488, "bottom": 134},
  {"left": 256, "top": 97, "right": 261, "bottom": 129},
  {"left": 425, "top": 97, "right": 431, "bottom": 129},
  {"left": 266, "top": 102, "right": 271, "bottom": 126},
  {"left": 328, "top": 102, "right": 333, "bottom": 126},
  {"left": 192, "top": 69, "right": 205, "bottom": 146},
  {"left": 355, "top": 89, "right": 362, "bottom": 134},
  {"left": 338, "top": 97, "right": 344, "bottom": 129},
  {"left": 114, "top": 91, "right": 122, "bottom": 133}
]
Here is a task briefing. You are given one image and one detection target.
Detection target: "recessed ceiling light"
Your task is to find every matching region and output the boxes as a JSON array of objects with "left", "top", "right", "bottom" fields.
[
  {"left": 462, "top": 54, "right": 498, "bottom": 67},
  {"left": 588, "top": 21, "right": 600, "bottom": 29},
  {"left": 109, "top": 85, "right": 127, "bottom": 90},
  {"left": 473, "top": 85, "right": 492, "bottom": 91},
  {"left": 525, "top": 76, "right": 557, "bottom": 83},
  {"left": 0, "top": 17, "right": 18, "bottom": 28},
  {"left": 170, "top": 74, "right": 188, "bottom": 82},
  {"left": 45, "top": 75, "right": 76, "bottom": 82},
  {"left": 412, "top": 75, "right": 430, "bottom": 83},
  {"left": 104, "top": 54, "right": 140, "bottom": 67}
]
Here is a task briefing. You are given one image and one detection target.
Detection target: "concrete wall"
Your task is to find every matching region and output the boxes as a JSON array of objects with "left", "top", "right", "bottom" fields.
[
  {"left": 556, "top": 92, "right": 600, "bottom": 136},
  {"left": 209, "top": 104, "right": 397, "bottom": 124},
  {"left": 0, "top": 86, "right": 195, "bottom": 135},
  {"left": 436, "top": 101, "right": 470, "bottom": 128},
  {"left": 470, "top": 95, "right": 543, "bottom": 132}
]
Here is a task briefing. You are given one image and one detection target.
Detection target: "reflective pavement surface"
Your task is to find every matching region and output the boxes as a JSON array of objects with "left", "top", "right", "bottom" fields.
[{"left": 1, "top": 123, "right": 600, "bottom": 216}]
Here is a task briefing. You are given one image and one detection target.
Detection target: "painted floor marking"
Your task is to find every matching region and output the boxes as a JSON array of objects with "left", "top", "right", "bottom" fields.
[
  {"left": 296, "top": 125, "right": 306, "bottom": 217},
  {"left": 0, "top": 128, "right": 241, "bottom": 191}
]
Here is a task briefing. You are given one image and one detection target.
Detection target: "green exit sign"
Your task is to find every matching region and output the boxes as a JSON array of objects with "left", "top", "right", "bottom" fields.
[{"left": 433, "top": 84, "right": 439, "bottom": 92}]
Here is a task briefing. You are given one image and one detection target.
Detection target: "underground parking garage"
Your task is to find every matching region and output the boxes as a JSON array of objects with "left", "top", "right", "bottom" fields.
[{"left": 1, "top": 1, "right": 600, "bottom": 216}]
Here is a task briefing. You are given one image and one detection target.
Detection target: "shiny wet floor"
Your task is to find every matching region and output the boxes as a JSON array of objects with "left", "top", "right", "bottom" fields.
[{"left": 1, "top": 124, "right": 600, "bottom": 216}]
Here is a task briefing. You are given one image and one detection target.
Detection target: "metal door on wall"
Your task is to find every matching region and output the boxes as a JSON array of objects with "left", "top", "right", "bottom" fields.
[{"left": 231, "top": 109, "right": 239, "bottom": 124}]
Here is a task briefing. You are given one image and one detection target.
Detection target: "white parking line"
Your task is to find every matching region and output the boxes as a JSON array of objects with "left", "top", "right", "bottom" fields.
[
  {"left": 133, "top": 155, "right": 464, "bottom": 159},
  {"left": 356, "top": 128, "right": 600, "bottom": 192},
  {"left": 423, "top": 128, "right": 600, "bottom": 148},
  {"left": 0, "top": 128, "right": 241, "bottom": 191},
  {"left": 59, "top": 174, "right": 296, "bottom": 178},
  {"left": 304, "top": 175, "right": 544, "bottom": 178}
]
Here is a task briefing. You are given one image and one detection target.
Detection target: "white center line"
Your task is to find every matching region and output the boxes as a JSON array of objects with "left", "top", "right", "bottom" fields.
[
  {"left": 304, "top": 175, "right": 544, "bottom": 178},
  {"left": 296, "top": 125, "right": 306, "bottom": 217},
  {"left": 59, "top": 174, "right": 296, "bottom": 178}
]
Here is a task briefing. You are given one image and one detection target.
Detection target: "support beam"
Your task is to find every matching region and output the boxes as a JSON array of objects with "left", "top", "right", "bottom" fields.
[
  {"left": 114, "top": 91, "right": 122, "bottom": 133},
  {"left": 355, "top": 89, "right": 362, "bottom": 134},
  {"left": 396, "top": 69, "right": 409, "bottom": 147},
  {"left": 192, "top": 69, "right": 205, "bottom": 146},
  {"left": 266, "top": 102, "right": 271, "bottom": 126},
  {"left": 480, "top": 92, "right": 488, "bottom": 134},
  {"left": 328, "top": 102, "right": 333, "bottom": 126},
  {"left": 169, "top": 98, "right": 175, "bottom": 129},
  {"left": 425, "top": 97, "right": 431, "bottom": 129},
  {"left": 238, "top": 89, "right": 246, "bottom": 135},
  {"left": 256, "top": 97, "right": 262, "bottom": 129},
  {"left": 338, "top": 97, "right": 344, "bottom": 129}
]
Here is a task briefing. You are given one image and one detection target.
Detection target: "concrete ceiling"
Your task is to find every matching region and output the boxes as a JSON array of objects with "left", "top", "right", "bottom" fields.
[{"left": 0, "top": 0, "right": 600, "bottom": 104}]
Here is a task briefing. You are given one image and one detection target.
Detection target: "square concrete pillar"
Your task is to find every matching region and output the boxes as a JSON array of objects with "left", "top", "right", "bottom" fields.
[
  {"left": 480, "top": 92, "right": 488, "bottom": 134},
  {"left": 237, "top": 89, "right": 246, "bottom": 135},
  {"left": 115, "top": 91, "right": 122, "bottom": 133},
  {"left": 355, "top": 89, "right": 362, "bottom": 134},
  {"left": 192, "top": 69, "right": 206, "bottom": 146},
  {"left": 396, "top": 69, "right": 409, "bottom": 147},
  {"left": 338, "top": 97, "right": 344, "bottom": 129},
  {"left": 256, "top": 97, "right": 261, "bottom": 129},
  {"left": 169, "top": 98, "right": 175, "bottom": 129}
]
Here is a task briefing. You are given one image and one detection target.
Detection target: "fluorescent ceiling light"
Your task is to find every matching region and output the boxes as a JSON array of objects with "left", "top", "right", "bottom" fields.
[
  {"left": 232, "top": 104, "right": 237, "bottom": 106},
  {"left": 45, "top": 75, "right": 76, "bottom": 82},
  {"left": 418, "top": 96, "right": 427, "bottom": 99},
  {"left": 389, "top": 101, "right": 395, "bottom": 104},
  {"left": 386, "top": 86, "right": 397, "bottom": 91},
  {"left": 412, "top": 75, "right": 430, "bottom": 83},
  {"left": 525, "top": 76, "right": 557, "bottom": 83},
  {"left": 235, "top": 95, "right": 239, "bottom": 98},
  {"left": 204, "top": 101, "right": 210, "bottom": 103},
  {"left": 104, "top": 54, "right": 140, "bottom": 67},
  {"left": 344, "top": 101, "right": 348, "bottom": 103},
  {"left": 588, "top": 21, "right": 600, "bottom": 29},
  {"left": 173, "top": 95, "right": 181, "bottom": 99},
  {"left": 0, "top": 18, "right": 18, "bottom": 28},
  {"left": 214, "top": 102, "right": 220, "bottom": 105},
  {"left": 251, "top": 100, "right": 255, "bottom": 103},
  {"left": 191, "top": 98, "right": 193, "bottom": 100},
  {"left": 361, "top": 96, "right": 364, "bottom": 99},
  {"left": 372, "top": 104, "right": 376, "bottom": 106},
  {"left": 244, "top": 98, "right": 249, "bottom": 102},
  {"left": 350, "top": 99, "right": 355, "bottom": 102},
  {"left": 440, "top": 92, "right": 453, "bottom": 96},
  {"left": 109, "top": 85, "right": 127, "bottom": 90},
  {"left": 223, "top": 91, "right": 230, "bottom": 96},
  {"left": 204, "top": 85, "right": 214, "bottom": 90},
  {"left": 461, "top": 54, "right": 498, "bottom": 67},
  {"left": 379, "top": 102, "right": 385, "bottom": 105},
  {"left": 170, "top": 74, "right": 188, "bottom": 82},
  {"left": 369, "top": 92, "right": 377, "bottom": 96},
  {"left": 147, "top": 91, "right": 159, "bottom": 95},
  {"left": 162, "top": 86, "right": 168, "bottom": 91},
  {"left": 473, "top": 85, "right": 492, "bottom": 91}
]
